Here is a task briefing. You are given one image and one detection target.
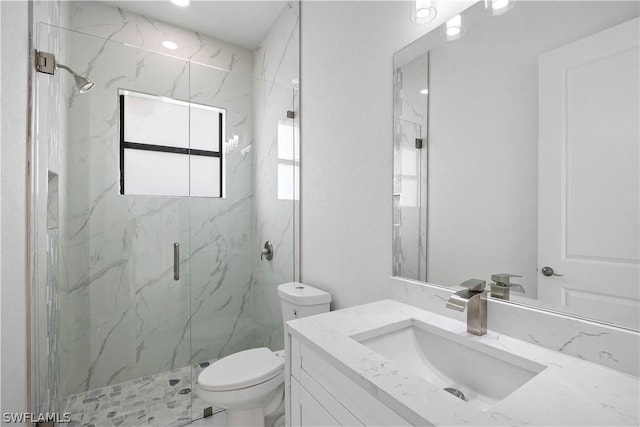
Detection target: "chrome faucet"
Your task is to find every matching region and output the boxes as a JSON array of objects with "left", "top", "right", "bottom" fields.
[
  {"left": 489, "top": 273, "right": 525, "bottom": 300},
  {"left": 446, "top": 279, "right": 487, "bottom": 336}
]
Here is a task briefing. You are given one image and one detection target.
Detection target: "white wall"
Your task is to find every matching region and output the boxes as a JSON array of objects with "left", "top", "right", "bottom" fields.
[
  {"left": 299, "top": 1, "right": 471, "bottom": 309},
  {"left": 0, "top": 0, "right": 29, "bottom": 418},
  {"left": 0, "top": 0, "right": 3, "bottom": 413},
  {"left": 0, "top": 0, "right": 3, "bottom": 411}
]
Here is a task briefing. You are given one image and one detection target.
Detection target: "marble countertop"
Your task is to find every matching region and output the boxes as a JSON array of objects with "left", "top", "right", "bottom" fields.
[{"left": 285, "top": 299, "right": 639, "bottom": 426}]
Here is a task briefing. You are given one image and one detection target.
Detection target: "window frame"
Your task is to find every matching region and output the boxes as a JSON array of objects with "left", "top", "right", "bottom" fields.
[{"left": 118, "top": 89, "right": 225, "bottom": 198}]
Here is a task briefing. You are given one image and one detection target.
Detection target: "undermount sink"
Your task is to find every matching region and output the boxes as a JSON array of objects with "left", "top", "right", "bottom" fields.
[{"left": 351, "top": 319, "right": 547, "bottom": 411}]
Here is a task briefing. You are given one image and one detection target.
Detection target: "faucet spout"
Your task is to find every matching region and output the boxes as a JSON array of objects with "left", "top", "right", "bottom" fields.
[
  {"left": 446, "top": 279, "right": 487, "bottom": 336},
  {"left": 445, "top": 289, "right": 474, "bottom": 311}
]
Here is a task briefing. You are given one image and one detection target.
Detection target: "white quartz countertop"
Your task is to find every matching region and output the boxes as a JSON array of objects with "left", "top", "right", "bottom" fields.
[{"left": 285, "top": 299, "right": 639, "bottom": 426}]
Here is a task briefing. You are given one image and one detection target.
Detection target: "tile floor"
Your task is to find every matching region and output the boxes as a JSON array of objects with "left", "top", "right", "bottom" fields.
[
  {"left": 64, "top": 351, "right": 284, "bottom": 427},
  {"left": 64, "top": 361, "right": 220, "bottom": 427}
]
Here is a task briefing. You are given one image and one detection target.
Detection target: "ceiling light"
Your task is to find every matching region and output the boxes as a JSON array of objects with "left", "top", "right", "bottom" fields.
[
  {"left": 411, "top": 0, "right": 437, "bottom": 24},
  {"left": 171, "top": 0, "right": 190, "bottom": 7},
  {"left": 442, "top": 15, "right": 464, "bottom": 41},
  {"left": 420, "top": 89, "right": 429, "bottom": 95},
  {"left": 485, "top": 0, "right": 514, "bottom": 16},
  {"left": 162, "top": 40, "right": 178, "bottom": 50}
]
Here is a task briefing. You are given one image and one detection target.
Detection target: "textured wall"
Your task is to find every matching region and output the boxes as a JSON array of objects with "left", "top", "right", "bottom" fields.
[{"left": 1, "top": 0, "right": 29, "bottom": 417}]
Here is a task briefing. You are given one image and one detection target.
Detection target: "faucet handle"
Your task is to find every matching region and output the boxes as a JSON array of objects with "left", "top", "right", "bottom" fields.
[
  {"left": 490, "top": 273, "right": 522, "bottom": 285},
  {"left": 490, "top": 273, "right": 525, "bottom": 300},
  {"left": 459, "top": 279, "right": 486, "bottom": 292}
]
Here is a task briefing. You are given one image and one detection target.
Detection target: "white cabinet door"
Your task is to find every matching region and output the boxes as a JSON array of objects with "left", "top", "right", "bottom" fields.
[
  {"left": 299, "top": 386, "right": 341, "bottom": 427},
  {"left": 538, "top": 17, "right": 639, "bottom": 328}
]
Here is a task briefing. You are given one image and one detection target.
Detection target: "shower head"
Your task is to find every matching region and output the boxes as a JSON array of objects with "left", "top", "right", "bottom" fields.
[{"left": 56, "top": 62, "right": 95, "bottom": 93}]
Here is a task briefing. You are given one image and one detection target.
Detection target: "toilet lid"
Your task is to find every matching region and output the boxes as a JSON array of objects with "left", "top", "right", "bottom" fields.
[{"left": 198, "top": 347, "right": 284, "bottom": 391}]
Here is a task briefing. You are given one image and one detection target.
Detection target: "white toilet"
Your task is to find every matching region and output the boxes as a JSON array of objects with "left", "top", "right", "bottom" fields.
[{"left": 197, "top": 282, "right": 331, "bottom": 427}]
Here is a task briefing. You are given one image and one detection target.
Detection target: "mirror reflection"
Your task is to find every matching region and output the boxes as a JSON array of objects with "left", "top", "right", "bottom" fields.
[{"left": 392, "top": 1, "right": 639, "bottom": 330}]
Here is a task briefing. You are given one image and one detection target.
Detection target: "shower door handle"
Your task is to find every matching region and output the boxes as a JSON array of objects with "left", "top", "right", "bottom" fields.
[{"left": 173, "top": 242, "right": 180, "bottom": 281}]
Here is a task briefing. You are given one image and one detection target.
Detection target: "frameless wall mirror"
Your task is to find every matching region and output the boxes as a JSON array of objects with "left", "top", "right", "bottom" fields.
[
  {"left": 392, "top": 0, "right": 640, "bottom": 330},
  {"left": 393, "top": 52, "right": 429, "bottom": 281}
]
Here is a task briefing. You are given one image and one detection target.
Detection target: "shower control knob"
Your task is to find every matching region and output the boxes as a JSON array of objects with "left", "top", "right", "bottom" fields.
[
  {"left": 261, "top": 241, "right": 274, "bottom": 261},
  {"left": 541, "top": 266, "right": 563, "bottom": 277}
]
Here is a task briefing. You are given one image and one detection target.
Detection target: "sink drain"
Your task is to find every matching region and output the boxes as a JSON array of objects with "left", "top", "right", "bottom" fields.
[{"left": 444, "top": 387, "right": 466, "bottom": 401}]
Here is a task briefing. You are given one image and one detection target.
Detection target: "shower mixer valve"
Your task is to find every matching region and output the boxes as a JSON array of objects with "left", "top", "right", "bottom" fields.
[{"left": 261, "top": 241, "right": 274, "bottom": 261}]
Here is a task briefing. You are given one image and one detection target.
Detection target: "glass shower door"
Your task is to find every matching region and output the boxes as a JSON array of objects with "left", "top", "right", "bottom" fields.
[
  {"left": 33, "top": 25, "right": 194, "bottom": 425},
  {"left": 187, "top": 62, "right": 299, "bottom": 419}
]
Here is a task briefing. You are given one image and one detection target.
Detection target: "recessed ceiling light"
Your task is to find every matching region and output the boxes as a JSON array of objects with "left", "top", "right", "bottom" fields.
[
  {"left": 442, "top": 15, "right": 464, "bottom": 41},
  {"left": 485, "top": 0, "right": 514, "bottom": 16},
  {"left": 411, "top": 0, "right": 437, "bottom": 24},
  {"left": 162, "top": 40, "right": 178, "bottom": 50},
  {"left": 420, "top": 89, "right": 429, "bottom": 95},
  {"left": 171, "top": 0, "right": 190, "bottom": 7}
]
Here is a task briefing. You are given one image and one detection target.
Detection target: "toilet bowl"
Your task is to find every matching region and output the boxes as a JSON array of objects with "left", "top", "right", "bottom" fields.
[
  {"left": 196, "top": 282, "right": 331, "bottom": 427},
  {"left": 198, "top": 348, "right": 284, "bottom": 426}
]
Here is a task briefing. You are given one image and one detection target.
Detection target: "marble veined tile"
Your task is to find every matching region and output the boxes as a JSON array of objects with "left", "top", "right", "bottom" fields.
[
  {"left": 69, "top": 1, "right": 253, "bottom": 76},
  {"left": 55, "top": 0, "right": 299, "bottom": 400}
]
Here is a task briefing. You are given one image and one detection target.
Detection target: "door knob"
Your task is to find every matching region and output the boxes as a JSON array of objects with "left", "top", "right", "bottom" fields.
[{"left": 541, "top": 266, "right": 563, "bottom": 277}]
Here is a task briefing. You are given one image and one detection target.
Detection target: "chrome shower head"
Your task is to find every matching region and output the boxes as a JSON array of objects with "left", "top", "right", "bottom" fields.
[{"left": 56, "top": 62, "right": 95, "bottom": 93}]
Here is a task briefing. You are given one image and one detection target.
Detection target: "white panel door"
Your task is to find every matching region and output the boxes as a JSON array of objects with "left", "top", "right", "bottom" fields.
[{"left": 538, "top": 18, "right": 640, "bottom": 329}]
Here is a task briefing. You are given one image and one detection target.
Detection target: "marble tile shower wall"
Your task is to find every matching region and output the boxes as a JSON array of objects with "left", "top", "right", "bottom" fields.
[
  {"left": 52, "top": 1, "right": 299, "bottom": 400},
  {"left": 392, "top": 59, "right": 428, "bottom": 282},
  {"left": 68, "top": 2, "right": 253, "bottom": 76},
  {"left": 58, "top": 24, "right": 196, "bottom": 399},
  {"left": 33, "top": 0, "right": 70, "bottom": 414},
  {"left": 252, "top": 2, "right": 300, "bottom": 351}
]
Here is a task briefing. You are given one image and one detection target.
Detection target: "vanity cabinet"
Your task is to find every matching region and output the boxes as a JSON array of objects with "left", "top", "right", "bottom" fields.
[{"left": 285, "top": 333, "right": 412, "bottom": 427}]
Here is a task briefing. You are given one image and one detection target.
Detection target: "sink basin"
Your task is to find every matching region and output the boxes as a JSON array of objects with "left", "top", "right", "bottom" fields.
[{"left": 351, "top": 319, "right": 546, "bottom": 411}]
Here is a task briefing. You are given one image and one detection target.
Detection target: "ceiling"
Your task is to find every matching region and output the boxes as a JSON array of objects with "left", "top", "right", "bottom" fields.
[{"left": 107, "top": 1, "right": 289, "bottom": 50}]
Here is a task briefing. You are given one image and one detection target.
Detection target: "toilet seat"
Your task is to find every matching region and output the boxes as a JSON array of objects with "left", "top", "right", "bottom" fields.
[{"left": 199, "top": 347, "right": 284, "bottom": 392}]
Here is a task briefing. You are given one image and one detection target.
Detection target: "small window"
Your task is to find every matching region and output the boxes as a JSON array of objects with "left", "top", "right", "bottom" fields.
[
  {"left": 119, "top": 90, "right": 225, "bottom": 197},
  {"left": 277, "top": 120, "right": 300, "bottom": 200}
]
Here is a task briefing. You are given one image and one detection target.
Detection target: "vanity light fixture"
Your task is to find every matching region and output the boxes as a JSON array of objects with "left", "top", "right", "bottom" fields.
[
  {"left": 442, "top": 14, "right": 464, "bottom": 41},
  {"left": 411, "top": 0, "right": 437, "bottom": 24},
  {"left": 171, "top": 0, "right": 190, "bottom": 7},
  {"left": 162, "top": 40, "right": 178, "bottom": 50},
  {"left": 485, "top": 0, "right": 514, "bottom": 16}
]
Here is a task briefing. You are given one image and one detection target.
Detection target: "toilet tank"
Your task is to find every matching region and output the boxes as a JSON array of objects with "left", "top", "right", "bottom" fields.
[{"left": 277, "top": 282, "right": 331, "bottom": 322}]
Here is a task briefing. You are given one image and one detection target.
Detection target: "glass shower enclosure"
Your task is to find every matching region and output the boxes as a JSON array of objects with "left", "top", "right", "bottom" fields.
[{"left": 30, "top": 9, "right": 299, "bottom": 425}]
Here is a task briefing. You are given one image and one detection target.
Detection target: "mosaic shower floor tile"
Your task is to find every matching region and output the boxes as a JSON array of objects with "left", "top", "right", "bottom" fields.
[{"left": 64, "top": 361, "right": 221, "bottom": 427}]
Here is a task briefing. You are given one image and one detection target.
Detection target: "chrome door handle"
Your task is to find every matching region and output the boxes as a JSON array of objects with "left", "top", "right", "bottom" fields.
[
  {"left": 174, "top": 242, "right": 180, "bottom": 280},
  {"left": 541, "top": 266, "right": 563, "bottom": 277}
]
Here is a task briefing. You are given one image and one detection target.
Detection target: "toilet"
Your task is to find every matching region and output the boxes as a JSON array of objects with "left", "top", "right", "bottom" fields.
[{"left": 197, "top": 282, "right": 331, "bottom": 427}]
